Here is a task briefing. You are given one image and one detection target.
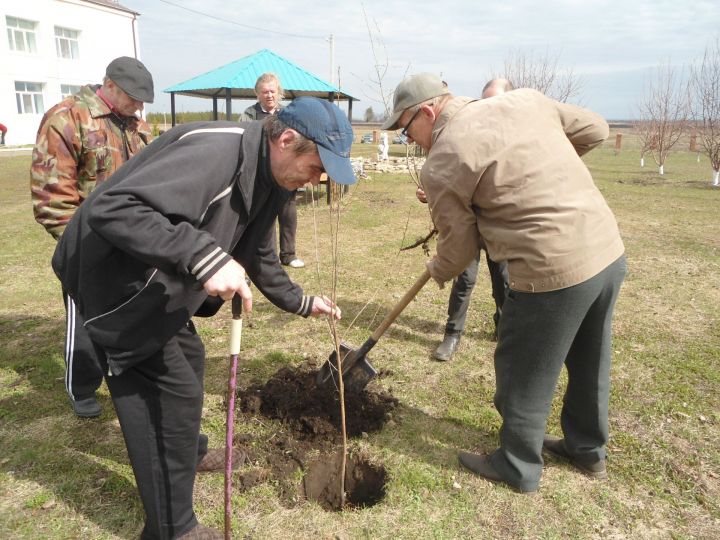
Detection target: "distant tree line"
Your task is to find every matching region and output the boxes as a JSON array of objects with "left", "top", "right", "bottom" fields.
[{"left": 634, "top": 36, "right": 720, "bottom": 185}]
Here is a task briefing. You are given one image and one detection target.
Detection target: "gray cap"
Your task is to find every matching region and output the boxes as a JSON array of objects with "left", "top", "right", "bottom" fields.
[
  {"left": 382, "top": 73, "right": 449, "bottom": 130},
  {"left": 106, "top": 56, "right": 154, "bottom": 103}
]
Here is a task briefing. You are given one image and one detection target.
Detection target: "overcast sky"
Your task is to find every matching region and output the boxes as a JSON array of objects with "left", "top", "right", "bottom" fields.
[{"left": 121, "top": 0, "right": 718, "bottom": 120}]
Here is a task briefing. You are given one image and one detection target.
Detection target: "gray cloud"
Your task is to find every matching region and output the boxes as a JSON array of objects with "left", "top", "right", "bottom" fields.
[{"left": 124, "top": 0, "right": 717, "bottom": 119}]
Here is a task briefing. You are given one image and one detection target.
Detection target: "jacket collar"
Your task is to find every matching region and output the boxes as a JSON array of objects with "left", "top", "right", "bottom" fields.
[
  {"left": 431, "top": 96, "right": 478, "bottom": 147},
  {"left": 80, "top": 84, "right": 113, "bottom": 119},
  {"left": 79, "top": 84, "right": 147, "bottom": 136},
  {"left": 236, "top": 120, "right": 264, "bottom": 212}
]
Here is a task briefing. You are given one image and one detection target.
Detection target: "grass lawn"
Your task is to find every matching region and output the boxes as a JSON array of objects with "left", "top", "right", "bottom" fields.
[{"left": 1, "top": 133, "right": 718, "bottom": 539}]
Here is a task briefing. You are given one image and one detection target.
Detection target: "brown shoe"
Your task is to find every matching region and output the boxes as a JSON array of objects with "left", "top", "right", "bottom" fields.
[
  {"left": 196, "top": 448, "right": 247, "bottom": 473},
  {"left": 177, "top": 524, "right": 223, "bottom": 539},
  {"left": 542, "top": 435, "right": 607, "bottom": 479}
]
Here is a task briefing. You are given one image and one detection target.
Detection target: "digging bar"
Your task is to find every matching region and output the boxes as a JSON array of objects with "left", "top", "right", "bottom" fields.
[
  {"left": 224, "top": 295, "right": 242, "bottom": 540},
  {"left": 316, "top": 268, "right": 431, "bottom": 392}
]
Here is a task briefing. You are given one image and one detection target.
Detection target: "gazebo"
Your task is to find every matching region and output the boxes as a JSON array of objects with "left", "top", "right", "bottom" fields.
[{"left": 163, "top": 48, "right": 357, "bottom": 125}]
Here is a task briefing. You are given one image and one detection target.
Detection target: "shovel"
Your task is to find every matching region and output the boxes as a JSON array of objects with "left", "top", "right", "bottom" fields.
[
  {"left": 224, "top": 294, "right": 243, "bottom": 540},
  {"left": 316, "top": 268, "right": 431, "bottom": 393}
]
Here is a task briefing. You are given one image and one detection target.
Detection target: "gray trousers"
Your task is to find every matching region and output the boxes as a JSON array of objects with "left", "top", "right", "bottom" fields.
[
  {"left": 489, "top": 255, "right": 626, "bottom": 492},
  {"left": 445, "top": 251, "right": 508, "bottom": 335}
]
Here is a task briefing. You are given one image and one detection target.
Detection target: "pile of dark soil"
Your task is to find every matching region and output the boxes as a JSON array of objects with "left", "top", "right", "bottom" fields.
[
  {"left": 233, "top": 366, "right": 397, "bottom": 509},
  {"left": 241, "top": 366, "right": 398, "bottom": 439}
]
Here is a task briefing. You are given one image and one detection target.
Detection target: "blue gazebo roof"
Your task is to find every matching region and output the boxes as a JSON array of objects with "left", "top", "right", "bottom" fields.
[{"left": 164, "top": 48, "right": 356, "bottom": 102}]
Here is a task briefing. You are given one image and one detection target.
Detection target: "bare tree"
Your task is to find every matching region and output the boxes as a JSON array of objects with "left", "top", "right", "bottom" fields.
[
  {"left": 689, "top": 37, "right": 720, "bottom": 186},
  {"left": 356, "top": 4, "right": 394, "bottom": 116},
  {"left": 636, "top": 64, "right": 690, "bottom": 175},
  {"left": 499, "top": 48, "right": 584, "bottom": 103},
  {"left": 632, "top": 120, "right": 655, "bottom": 168},
  {"left": 352, "top": 4, "right": 413, "bottom": 117}
]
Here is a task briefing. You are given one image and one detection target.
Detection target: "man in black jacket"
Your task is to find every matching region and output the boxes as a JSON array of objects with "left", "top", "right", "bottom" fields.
[{"left": 52, "top": 97, "right": 356, "bottom": 540}]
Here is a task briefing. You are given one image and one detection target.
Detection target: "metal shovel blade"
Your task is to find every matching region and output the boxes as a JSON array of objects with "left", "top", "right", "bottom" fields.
[
  {"left": 316, "top": 341, "right": 378, "bottom": 393},
  {"left": 317, "top": 269, "right": 431, "bottom": 393}
]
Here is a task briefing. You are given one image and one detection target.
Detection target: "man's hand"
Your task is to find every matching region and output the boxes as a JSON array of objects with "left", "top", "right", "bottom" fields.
[
  {"left": 311, "top": 295, "right": 342, "bottom": 320},
  {"left": 203, "top": 259, "right": 253, "bottom": 313},
  {"left": 416, "top": 187, "right": 428, "bottom": 204}
]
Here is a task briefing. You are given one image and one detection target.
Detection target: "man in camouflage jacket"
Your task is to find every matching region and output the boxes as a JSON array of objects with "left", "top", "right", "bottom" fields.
[{"left": 30, "top": 56, "right": 154, "bottom": 417}]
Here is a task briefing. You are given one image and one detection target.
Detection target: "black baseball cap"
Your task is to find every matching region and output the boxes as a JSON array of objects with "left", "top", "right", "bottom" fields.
[{"left": 105, "top": 56, "right": 154, "bottom": 103}]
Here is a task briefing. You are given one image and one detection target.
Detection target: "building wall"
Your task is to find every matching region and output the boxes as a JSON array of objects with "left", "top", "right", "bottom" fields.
[{"left": 1, "top": 0, "right": 141, "bottom": 145}]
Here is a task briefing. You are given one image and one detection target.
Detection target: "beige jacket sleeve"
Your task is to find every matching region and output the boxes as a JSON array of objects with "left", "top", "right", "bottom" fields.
[
  {"left": 555, "top": 101, "right": 609, "bottom": 156},
  {"left": 422, "top": 145, "right": 481, "bottom": 287}
]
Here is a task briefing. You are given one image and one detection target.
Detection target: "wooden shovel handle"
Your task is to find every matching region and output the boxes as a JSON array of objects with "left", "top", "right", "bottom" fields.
[{"left": 370, "top": 268, "right": 431, "bottom": 342}]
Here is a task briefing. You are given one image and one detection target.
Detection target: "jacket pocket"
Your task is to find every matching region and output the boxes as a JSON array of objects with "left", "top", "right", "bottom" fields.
[
  {"left": 84, "top": 273, "right": 191, "bottom": 374},
  {"left": 84, "top": 130, "right": 112, "bottom": 183}
]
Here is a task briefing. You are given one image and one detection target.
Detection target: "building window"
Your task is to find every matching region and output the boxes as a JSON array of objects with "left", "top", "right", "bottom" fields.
[
  {"left": 6, "top": 16, "right": 38, "bottom": 53},
  {"left": 61, "top": 84, "right": 82, "bottom": 98},
  {"left": 55, "top": 26, "right": 80, "bottom": 59},
  {"left": 15, "top": 81, "right": 44, "bottom": 114}
]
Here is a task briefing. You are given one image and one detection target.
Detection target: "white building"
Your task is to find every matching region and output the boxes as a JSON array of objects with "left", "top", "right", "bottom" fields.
[{"left": 1, "top": 0, "right": 143, "bottom": 145}]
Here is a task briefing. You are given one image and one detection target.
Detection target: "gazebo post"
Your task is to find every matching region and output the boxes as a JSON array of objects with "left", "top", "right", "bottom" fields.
[
  {"left": 347, "top": 98, "right": 353, "bottom": 122},
  {"left": 213, "top": 97, "right": 218, "bottom": 121},
  {"left": 171, "top": 93, "right": 176, "bottom": 127},
  {"left": 225, "top": 88, "right": 232, "bottom": 120}
]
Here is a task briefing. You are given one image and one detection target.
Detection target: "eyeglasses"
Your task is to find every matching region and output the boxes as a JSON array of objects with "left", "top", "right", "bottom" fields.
[{"left": 401, "top": 107, "right": 422, "bottom": 138}]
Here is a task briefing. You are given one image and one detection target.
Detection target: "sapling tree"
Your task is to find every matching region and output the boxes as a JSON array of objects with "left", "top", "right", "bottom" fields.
[
  {"left": 689, "top": 37, "right": 720, "bottom": 186},
  {"left": 637, "top": 64, "right": 689, "bottom": 175},
  {"left": 633, "top": 119, "right": 656, "bottom": 168}
]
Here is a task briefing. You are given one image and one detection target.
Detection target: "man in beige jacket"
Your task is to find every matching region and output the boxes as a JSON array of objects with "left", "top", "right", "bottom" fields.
[
  {"left": 383, "top": 73, "right": 626, "bottom": 493},
  {"left": 417, "top": 78, "right": 511, "bottom": 362}
]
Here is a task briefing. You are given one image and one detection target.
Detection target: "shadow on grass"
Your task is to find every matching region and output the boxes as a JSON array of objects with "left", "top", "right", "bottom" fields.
[
  {"left": 379, "top": 402, "right": 499, "bottom": 470},
  {"left": 1, "top": 309, "right": 499, "bottom": 535},
  {"left": 0, "top": 315, "right": 144, "bottom": 538}
]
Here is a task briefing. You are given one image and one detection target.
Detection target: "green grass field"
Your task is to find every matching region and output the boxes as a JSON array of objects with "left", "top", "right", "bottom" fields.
[{"left": 1, "top": 133, "right": 719, "bottom": 539}]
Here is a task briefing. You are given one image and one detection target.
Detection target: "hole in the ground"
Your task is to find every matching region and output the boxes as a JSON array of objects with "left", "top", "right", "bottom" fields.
[
  {"left": 301, "top": 450, "right": 387, "bottom": 511},
  {"left": 235, "top": 366, "right": 396, "bottom": 510}
]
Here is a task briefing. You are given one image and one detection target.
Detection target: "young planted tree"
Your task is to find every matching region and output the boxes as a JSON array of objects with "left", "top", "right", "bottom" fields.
[
  {"left": 357, "top": 4, "right": 394, "bottom": 117},
  {"left": 500, "top": 48, "right": 584, "bottom": 103},
  {"left": 633, "top": 120, "right": 655, "bottom": 168},
  {"left": 689, "top": 37, "right": 720, "bottom": 186},
  {"left": 637, "top": 64, "right": 689, "bottom": 175}
]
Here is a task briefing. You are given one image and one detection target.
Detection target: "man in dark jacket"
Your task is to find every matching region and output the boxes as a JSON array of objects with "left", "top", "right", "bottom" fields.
[
  {"left": 52, "top": 97, "right": 356, "bottom": 539},
  {"left": 242, "top": 72, "right": 306, "bottom": 268}
]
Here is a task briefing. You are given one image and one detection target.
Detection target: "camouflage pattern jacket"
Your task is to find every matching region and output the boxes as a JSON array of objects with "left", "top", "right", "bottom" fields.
[{"left": 31, "top": 84, "right": 152, "bottom": 239}]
